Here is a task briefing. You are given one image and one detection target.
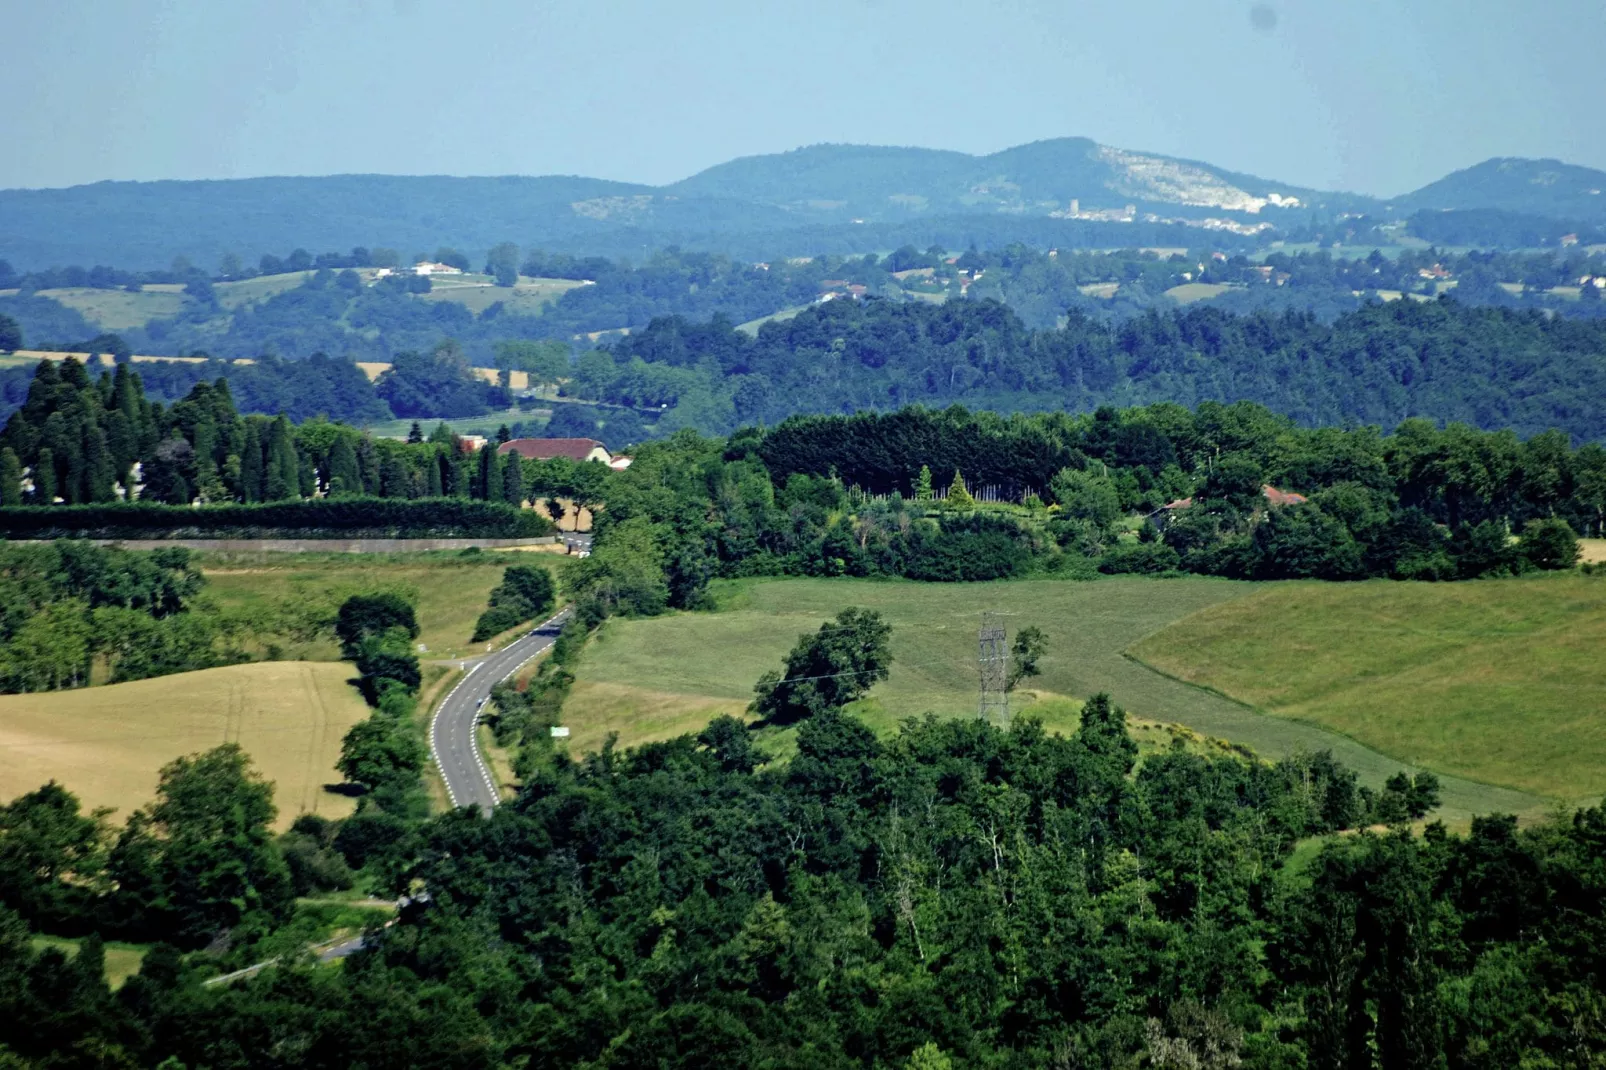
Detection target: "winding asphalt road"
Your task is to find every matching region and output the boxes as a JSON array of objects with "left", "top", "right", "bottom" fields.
[{"left": 429, "top": 608, "right": 571, "bottom": 813}]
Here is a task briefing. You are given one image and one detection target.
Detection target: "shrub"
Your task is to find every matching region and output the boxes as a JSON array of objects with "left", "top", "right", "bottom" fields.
[
  {"left": 472, "top": 565, "right": 557, "bottom": 640},
  {"left": 1099, "top": 542, "right": 1181, "bottom": 575},
  {"left": 1518, "top": 517, "right": 1580, "bottom": 570}
]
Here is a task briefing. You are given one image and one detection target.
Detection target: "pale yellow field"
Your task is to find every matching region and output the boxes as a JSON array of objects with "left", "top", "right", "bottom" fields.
[
  {"left": 1579, "top": 538, "right": 1606, "bottom": 564},
  {"left": 0, "top": 662, "right": 369, "bottom": 830}
]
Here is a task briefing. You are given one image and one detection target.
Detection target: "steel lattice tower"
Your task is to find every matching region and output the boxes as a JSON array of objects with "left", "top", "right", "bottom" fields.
[{"left": 978, "top": 612, "right": 1009, "bottom": 726}]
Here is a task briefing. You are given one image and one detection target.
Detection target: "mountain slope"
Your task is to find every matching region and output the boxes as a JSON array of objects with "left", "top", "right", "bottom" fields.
[
  {"left": 670, "top": 137, "right": 1350, "bottom": 223},
  {"left": 1398, "top": 157, "right": 1606, "bottom": 221},
  {"left": 2, "top": 138, "right": 1601, "bottom": 270}
]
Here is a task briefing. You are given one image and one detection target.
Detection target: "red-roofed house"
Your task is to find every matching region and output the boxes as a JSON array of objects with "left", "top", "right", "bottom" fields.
[{"left": 498, "top": 438, "right": 612, "bottom": 464}]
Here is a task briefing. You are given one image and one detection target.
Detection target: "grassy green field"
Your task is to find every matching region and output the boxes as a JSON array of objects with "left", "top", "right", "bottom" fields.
[
  {"left": 0, "top": 661, "right": 369, "bottom": 830},
  {"left": 418, "top": 275, "right": 585, "bottom": 315},
  {"left": 1130, "top": 575, "right": 1606, "bottom": 805},
  {"left": 737, "top": 305, "right": 811, "bottom": 335},
  {"left": 215, "top": 272, "right": 318, "bottom": 309},
  {"left": 31, "top": 936, "right": 149, "bottom": 989},
  {"left": 37, "top": 287, "right": 189, "bottom": 330},
  {"left": 562, "top": 576, "right": 1550, "bottom": 825},
  {"left": 359, "top": 404, "right": 546, "bottom": 439},
  {"left": 1163, "top": 282, "right": 1233, "bottom": 304},
  {"left": 200, "top": 550, "right": 562, "bottom": 661}
]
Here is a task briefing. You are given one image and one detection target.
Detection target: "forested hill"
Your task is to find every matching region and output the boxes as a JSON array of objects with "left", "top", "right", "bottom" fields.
[
  {"left": 6, "top": 137, "right": 1606, "bottom": 269},
  {"left": 586, "top": 296, "right": 1606, "bottom": 441},
  {"left": 1398, "top": 157, "right": 1606, "bottom": 222}
]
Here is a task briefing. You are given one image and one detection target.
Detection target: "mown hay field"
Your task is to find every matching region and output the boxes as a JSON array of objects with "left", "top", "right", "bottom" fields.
[
  {"left": 561, "top": 576, "right": 1553, "bottom": 825},
  {"left": 0, "top": 662, "right": 369, "bottom": 830},
  {"left": 1129, "top": 574, "right": 1606, "bottom": 803},
  {"left": 200, "top": 551, "right": 564, "bottom": 661}
]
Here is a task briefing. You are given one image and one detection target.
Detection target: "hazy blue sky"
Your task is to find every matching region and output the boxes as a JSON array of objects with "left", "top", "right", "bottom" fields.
[{"left": 5, "top": 0, "right": 1603, "bottom": 195}]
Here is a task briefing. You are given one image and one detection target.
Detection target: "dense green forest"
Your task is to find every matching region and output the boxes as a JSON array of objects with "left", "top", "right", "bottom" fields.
[
  {"left": 588, "top": 295, "right": 1606, "bottom": 441},
  {"left": 4, "top": 659, "right": 1604, "bottom": 1067}
]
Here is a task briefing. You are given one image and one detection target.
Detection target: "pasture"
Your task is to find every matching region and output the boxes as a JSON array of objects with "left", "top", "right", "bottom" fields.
[
  {"left": 1163, "top": 282, "right": 1232, "bottom": 304},
  {"left": 1130, "top": 574, "right": 1606, "bottom": 804},
  {"left": 199, "top": 550, "right": 560, "bottom": 661},
  {"left": 358, "top": 404, "right": 543, "bottom": 438},
  {"left": 0, "top": 661, "right": 369, "bottom": 830},
  {"left": 215, "top": 271, "right": 319, "bottom": 309},
  {"left": 31, "top": 937, "right": 148, "bottom": 989},
  {"left": 36, "top": 287, "right": 188, "bottom": 330},
  {"left": 737, "top": 305, "right": 810, "bottom": 335},
  {"left": 418, "top": 275, "right": 586, "bottom": 315},
  {"left": 561, "top": 576, "right": 1551, "bottom": 825}
]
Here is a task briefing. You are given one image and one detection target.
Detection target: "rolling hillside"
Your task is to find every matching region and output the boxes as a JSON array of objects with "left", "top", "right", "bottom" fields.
[
  {"left": 12, "top": 137, "right": 1604, "bottom": 271},
  {"left": 1398, "top": 157, "right": 1606, "bottom": 221}
]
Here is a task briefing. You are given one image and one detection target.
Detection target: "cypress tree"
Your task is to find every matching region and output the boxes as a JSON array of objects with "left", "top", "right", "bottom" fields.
[
  {"left": 380, "top": 450, "right": 410, "bottom": 499},
  {"left": 210, "top": 376, "right": 237, "bottom": 426},
  {"left": 328, "top": 437, "right": 361, "bottom": 496},
  {"left": 356, "top": 436, "right": 380, "bottom": 495},
  {"left": 112, "top": 363, "right": 140, "bottom": 426},
  {"left": 426, "top": 451, "right": 444, "bottom": 496},
  {"left": 240, "top": 422, "right": 264, "bottom": 503},
  {"left": 84, "top": 426, "right": 117, "bottom": 502},
  {"left": 475, "top": 445, "right": 496, "bottom": 501},
  {"left": 299, "top": 452, "right": 318, "bottom": 498},
  {"left": 33, "top": 447, "right": 56, "bottom": 504},
  {"left": 105, "top": 410, "right": 137, "bottom": 488},
  {"left": 265, "top": 416, "right": 298, "bottom": 501},
  {"left": 54, "top": 415, "right": 86, "bottom": 505},
  {"left": 0, "top": 448, "right": 22, "bottom": 506},
  {"left": 502, "top": 450, "right": 524, "bottom": 505},
  {"left": 191, "top": 415, "right": 221, "bottom": 501},
  {"left": 452, "top": 452, "right": 472, "bottom": 498},
  {"left": 59, "top": 356, "right": 91, "bottom": 391}
]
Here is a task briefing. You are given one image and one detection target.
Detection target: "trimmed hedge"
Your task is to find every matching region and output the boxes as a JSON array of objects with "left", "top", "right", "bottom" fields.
[{"left": 0, "top": 497, "right": 555, "bottom": 540}]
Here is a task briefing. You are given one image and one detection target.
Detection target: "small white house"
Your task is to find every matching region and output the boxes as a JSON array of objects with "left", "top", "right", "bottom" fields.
[{"left": 413, "top": 261, "right": 464, "bottom": 277}]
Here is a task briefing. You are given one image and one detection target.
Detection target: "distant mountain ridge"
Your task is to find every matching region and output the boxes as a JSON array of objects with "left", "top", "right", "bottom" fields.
[
  {"left": 2, "top": 138, "right": 1603, "bottom": 270},
  {"left": 1395, "top": 157, "right": 1606, "bottom": 220}
]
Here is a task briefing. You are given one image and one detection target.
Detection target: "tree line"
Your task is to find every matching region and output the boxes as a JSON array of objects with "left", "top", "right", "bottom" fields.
[
  {"left": 545, "top": 400, "right": 1599, "bottom": 621},
  {"left": 584, "top": 293, "right": 1606, "bottom": 441},
  {"left": 0, "top": 357, "right": 589, "bottom": 520}
]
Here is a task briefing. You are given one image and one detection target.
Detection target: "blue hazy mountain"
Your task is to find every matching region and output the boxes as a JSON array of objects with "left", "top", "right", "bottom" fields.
[{"left": 2, "top": 138, "right": 1602, "bottom": 269}]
